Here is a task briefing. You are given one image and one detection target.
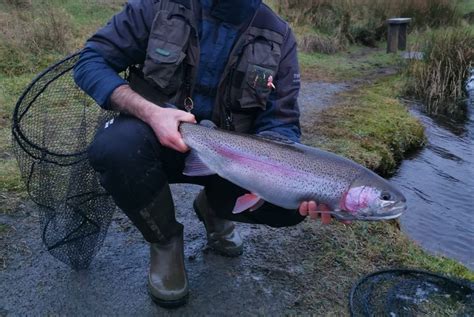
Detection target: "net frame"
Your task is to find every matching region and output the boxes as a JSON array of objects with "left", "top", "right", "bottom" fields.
[
  {"left": 349, "top": 268, "right": 474, "bottom": 316},
  {"left": 11, "top": 51, "right": 117, "bottom": 269}
]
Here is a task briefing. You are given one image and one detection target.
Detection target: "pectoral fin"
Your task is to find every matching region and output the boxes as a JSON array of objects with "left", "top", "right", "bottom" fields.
[
  {"left": 183, "top": 150, "right": 215, "bottom": 176},
  {"left": 232, "top": 193, "right": 263, "bottom": 214}
]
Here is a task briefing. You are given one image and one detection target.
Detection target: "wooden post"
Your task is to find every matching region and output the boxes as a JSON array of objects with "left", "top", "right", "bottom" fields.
[
  {"left": 386, "top": 18, "right": 412, "bottom": 54},
  {"left": 398, "top": 23, "right": 408, "bottom": 50},
  {"left": 387, "top": 24, "right": 400, "bottom": 53}
]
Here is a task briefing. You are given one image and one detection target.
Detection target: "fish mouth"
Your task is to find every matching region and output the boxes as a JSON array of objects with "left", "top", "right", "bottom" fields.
[{"left": 330, "top": 201, "right": 407, "bottom": 221}]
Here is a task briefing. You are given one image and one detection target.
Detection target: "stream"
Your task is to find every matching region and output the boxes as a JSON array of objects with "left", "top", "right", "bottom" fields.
[{"left": 392, "top": 86, "right": 473, "bottom": 270}]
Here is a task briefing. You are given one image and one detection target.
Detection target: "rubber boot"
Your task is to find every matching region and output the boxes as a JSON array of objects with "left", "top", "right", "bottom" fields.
[
  {"left": 149, "top": 229, "right": 189, "bottom": 308},
  {"left": 139, "top": 186, "right": 188, "bottom": 308},
  {"left": 193, "top": 190, "right": 243, "bottom": 257}
]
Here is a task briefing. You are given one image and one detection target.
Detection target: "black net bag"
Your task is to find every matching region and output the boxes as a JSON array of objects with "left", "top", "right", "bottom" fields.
[
  {"left": 11, "top": 51, "right": 117, "bottom": 270},
  {"left": 349, "top": 269, "right": 474, "bottom": 316}
]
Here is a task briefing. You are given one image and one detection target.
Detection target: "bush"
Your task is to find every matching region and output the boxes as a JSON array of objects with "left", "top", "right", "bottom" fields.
[{"left": 405, "top": 28, "right": 474, "bottom": 116}]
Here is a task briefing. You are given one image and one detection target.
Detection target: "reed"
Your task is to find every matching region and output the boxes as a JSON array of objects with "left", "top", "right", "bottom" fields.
[{"left": 405, "top": 28, "right": 473, "bottom": 116}]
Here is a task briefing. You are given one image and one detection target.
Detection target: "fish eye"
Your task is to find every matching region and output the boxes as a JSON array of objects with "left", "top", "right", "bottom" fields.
[{"left": 380, "top": 191, "right": 392, "bottom": 201}]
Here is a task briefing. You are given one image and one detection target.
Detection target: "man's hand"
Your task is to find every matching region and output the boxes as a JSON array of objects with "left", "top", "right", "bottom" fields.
[
  {"left": 110, "top": 85, "right": 196, "bottom": 152},
  {"left": 299, "top": 201, "right": 332, "bottom": 224},
  {"left": 146, "top": 107, "right": 196, "bottom": 152},
  {"left": 299, "top": 201, "right": 351, "bottom": 225}
]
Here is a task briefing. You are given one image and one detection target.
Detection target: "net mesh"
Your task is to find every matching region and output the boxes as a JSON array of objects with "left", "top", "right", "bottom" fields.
[
  {"left": 350, "top": 269, "right": 474, "bottom": 316},
  {"left": 11, "top": 51, "right": 117, "bottom": 270}
]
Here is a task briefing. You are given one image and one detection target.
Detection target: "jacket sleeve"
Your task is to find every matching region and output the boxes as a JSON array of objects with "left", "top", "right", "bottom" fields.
[
  {"left": 73, "top": 47, "right": 128, "bottom": 109},
  {"left": 252, "top": 27, "right": 301, "bottom": 143},
  {"left": 73, "top": 0, "right": 155, "bottom": 108}
]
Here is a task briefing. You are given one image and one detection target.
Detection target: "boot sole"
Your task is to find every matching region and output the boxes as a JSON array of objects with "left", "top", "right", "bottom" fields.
[{"left": 150, "top": 291, "right": 189, "bottom": 308}]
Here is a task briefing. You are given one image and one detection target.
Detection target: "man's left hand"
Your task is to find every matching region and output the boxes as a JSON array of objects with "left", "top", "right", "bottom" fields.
[
  {"left": 298, "top": 201, "right": 332, "bottom": 224},
  {"left": 299, "top": 201, "right": 351, "bottom": 225}
]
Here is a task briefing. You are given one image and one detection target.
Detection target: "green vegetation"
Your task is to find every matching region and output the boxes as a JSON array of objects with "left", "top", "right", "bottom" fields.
[
  {"left": 458, "top": 0, "right": 474, "bottom": 16},
  {"left": 299, "top": 45, "right": 402, "bottom": 81},
  {"left": 0, "top": 0, "right": 123, "bottom": 214},
  {"left": 0, "top": 1, "right": 472, "bottom": 314},
  {"left": 290, "top": 220, "right": 474, "bottom": 314},
  {"left": 268, "top": 0, "right": 463, "bottom": 53},
  {"left": 405, "top": 27, "right": 473, "bottom": 116},
  {"left": 302, "top": 76, "right": 425, "bottom": 176}
]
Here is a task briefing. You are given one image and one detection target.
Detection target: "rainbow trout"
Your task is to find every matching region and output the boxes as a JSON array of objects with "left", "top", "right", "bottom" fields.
[{"left": 180, "top": 121, "right": 406, "bottom": 221}]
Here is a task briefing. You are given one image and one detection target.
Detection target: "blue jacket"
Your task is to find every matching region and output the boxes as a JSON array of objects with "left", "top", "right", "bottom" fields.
[{"left": 74, "top": 0, "right": 301, "bottom": 141}]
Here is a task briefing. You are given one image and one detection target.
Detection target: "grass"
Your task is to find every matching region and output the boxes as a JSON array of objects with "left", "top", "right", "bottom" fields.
[
  {"left": 458, "top": 0, "right": 474, "bottom": 16},
  {"left": 299, "top": 45, "right": 403, "bottom": 81},
  {"left": 0, "top": 73, "right": 31, "bottom": 214},
  {"left": 0, "top": 0, "right": 124, "bottom": 215},
  {"left": 302, "top": 76, "right": 425, "bottom": 176},
  {"left": 287, "top": 219, "right": 474, "bottom": 314}
]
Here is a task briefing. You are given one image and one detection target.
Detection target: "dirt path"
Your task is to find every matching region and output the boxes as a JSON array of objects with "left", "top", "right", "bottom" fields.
[{"left": 0, "top": 80, "right": 358, "bottom": 316}]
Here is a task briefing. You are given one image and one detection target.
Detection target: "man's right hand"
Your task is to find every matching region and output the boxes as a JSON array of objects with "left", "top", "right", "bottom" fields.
[
  {"left": 146, "top": 107, "right": 196, "bottom": 152},
  {"left": 110, "top": 85, "right": 196, "bottom": 153}
]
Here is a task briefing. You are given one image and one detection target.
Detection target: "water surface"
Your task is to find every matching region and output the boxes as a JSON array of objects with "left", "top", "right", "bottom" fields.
[{"left": 392, "top": 102, "right": 473, "bottom": 270}]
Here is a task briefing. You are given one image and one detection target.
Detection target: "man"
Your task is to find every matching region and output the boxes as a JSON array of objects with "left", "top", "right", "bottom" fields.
[{"left": 74, "top": 0, "right": 333, "bottom": 308}]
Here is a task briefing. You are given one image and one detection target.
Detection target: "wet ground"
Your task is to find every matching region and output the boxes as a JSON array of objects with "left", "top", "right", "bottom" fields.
[
  {"left": 0, "top": 184, "right": 344, "bottom": 316},
  {"left": 1, "top": 81, "right": 350, "bottom": 316}
]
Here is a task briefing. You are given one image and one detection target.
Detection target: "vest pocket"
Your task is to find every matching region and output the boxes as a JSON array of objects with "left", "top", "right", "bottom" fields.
[
  {"left": 143, "top": 39, "right": 186, "bottom": 93},
  {"left": 143, "top": 11, "right": 190, "bottom": 95},
  {"left": 239, "top": 64, "right": 275, "bottom": 109},
  {"left": 230, "top": 38, "right": 281, "bottom": 111}
]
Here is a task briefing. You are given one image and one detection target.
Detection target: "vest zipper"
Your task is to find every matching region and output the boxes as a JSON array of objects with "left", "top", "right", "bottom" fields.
[
  {"left": 183, "top": 0, "right": 200, "bottom": 113},
  {"left": 215, "top": 7, "right": 259, "bottom": 130}
]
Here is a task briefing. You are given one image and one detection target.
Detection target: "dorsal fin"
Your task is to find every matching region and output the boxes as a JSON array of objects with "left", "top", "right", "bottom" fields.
[{"left": 200, "top": 120, "right": 217, "bottom": 129}]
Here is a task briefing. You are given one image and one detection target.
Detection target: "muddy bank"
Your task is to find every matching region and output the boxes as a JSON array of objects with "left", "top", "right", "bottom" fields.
[{"left": 1, "top": 184, "right": 350, "bottom": 316}]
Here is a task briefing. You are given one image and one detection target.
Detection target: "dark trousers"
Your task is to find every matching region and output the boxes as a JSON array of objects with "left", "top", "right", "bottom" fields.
[{"left": 88, "top": 115, "right": 305, "bottom": 243}]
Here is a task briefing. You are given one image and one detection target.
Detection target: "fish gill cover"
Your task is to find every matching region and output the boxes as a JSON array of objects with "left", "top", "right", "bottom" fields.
[{"left": 11, "top": 51, "right": 116, "bottom": 270}]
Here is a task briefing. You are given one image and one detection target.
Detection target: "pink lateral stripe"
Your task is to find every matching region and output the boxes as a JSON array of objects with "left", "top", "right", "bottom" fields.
[{"left": 214, "top": 145, "right": 307, "bottom": 178}]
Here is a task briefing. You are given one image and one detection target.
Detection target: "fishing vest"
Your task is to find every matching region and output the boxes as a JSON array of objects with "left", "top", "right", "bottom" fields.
[{"left": 128, "top": 0, "right": 289, "bottom": 132}]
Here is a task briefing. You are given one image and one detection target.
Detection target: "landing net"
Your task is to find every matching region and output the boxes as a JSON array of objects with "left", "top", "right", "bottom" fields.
[
  {"left": 349, "top": 269, "right": 474, "bottom": 316},
  {"left": 11, "top": 51, "right": 116, "bottom": 269}
]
